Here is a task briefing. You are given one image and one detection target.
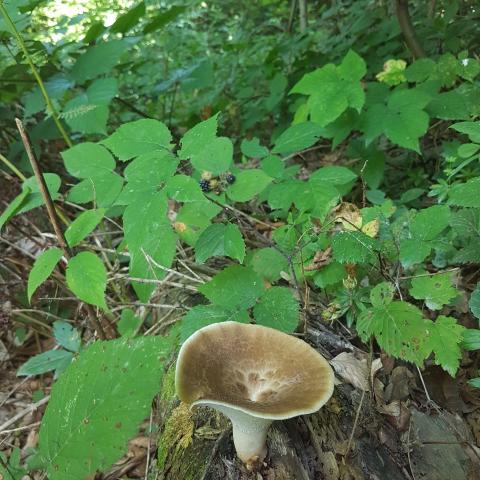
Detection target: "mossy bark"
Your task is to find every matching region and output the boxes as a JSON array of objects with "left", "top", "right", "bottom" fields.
[
  {"left": 156, "top": 383, "right": 409, "bottom": 480},
  {"left": 155, "top": 339, "right": 477, "bottom": 480}
]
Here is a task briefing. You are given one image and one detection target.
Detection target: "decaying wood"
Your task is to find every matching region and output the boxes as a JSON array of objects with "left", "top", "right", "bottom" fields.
[{"left": 155, "top": 325, "right": 479, "bottom": 480}]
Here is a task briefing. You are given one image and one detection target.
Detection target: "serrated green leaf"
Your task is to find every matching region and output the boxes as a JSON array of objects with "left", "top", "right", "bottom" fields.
[
  {"left": 241, "top": 137, "right": 269, "bottom": 158},
  {"left": 426, "top": 316, "right": 465, "bottom": 376},
  {"left": 124, "top": 150, "right": 178, "bottom": 185},
  {"left": 38, "top": 336, "right": 171, "bottom": 479},
  {"left": 117, "top": 150, "right": 178, "bottom": 204},
  {"left": 103, "top": 119, "right": 172, "bottom": 161},
  {"left": 248, "top": 247, "right": 289, "bottom": 282},
  {"left": 362, "top": 88, "right": 431, "bottom": 152},
  {"left": 370, "top": 282, "right": 395, "bottom": 308},
  {"left": 462, "top": 329, "right": 480, "bottom": 351},
  {"left": 53, "top": 321, "right": 81, "bottom": 353},
  {"left": 180, "top": 305, "right": 249, "bottom": 343},
  {"left": 195, "top": 223, "right": 245, "bottom": 264},
  {"left": 174, "top": 200, "right": 221, "bottom": 246},
  {"left": 178, "top": 114, "right": 218, "bottom": 160},
  {"left": 18, "top": 174, "right": 61, "bottom": 214},
  {"left": 190, "top": 136, "right": 233, "bottom": 174},
  {"left": 62, "top": 143, "right": 115, "bottom": 178},
  {"left": 409, "top": 273, "right": 457, "bottom": 310},
  {"left": 294, "top": 180, "right": 340, "bottom": 219},
  {"left": 65, "top": 209, "right": 105, "bottom": 247},
  {"left": 17, "top": 349, "right": 73, "bottom": 376},
  {"left": 123, "top": 193, "right": 177, "bottom": 302},
  {"left": 226, "top": 169, "right": 273, "bottom": 202},
  {"left": 450, "top": 121, "right": 480, "bottom": 143},
  {"left": 28, "top": 247, "right": 63, "bottom": 302},
  {"left": 260, "top": 155, "right": 284, "bottom": 178},
  {"left": 449, "top": 178, "right": 480, "bottom": 207},
  {"left": 427, "top": 89, "right": 470, "bottom": 120},
  {"left": 64, "top": 78, "right": 118, "bottom": 135},
  {"left": 313, "top": 262, "right": 346, "bottom": 288},
  {"left": 66, "top": 252, "right": 108, "bottom": 310},
  {"left": 469, "top": 378, "right": 480, "bottom": 388},
  {"left": 165, "top": 175, "right": 205, "bottom": 202},
  {"left": 357, "top": 301, "right": 430, "bottom": 364},
  {"left": 310, "top": 166, "right": 357, "bottom": 185},
  {"left": 118, "top": 309, "right": 142, "bottom": 337},
  {"left": 67, "top": 172, "right": 123, "bottom": 208},
  {"left": 331, "top": 231, "right": 377, "bottom": 263},
  {"left": 399, "top": 239, "right": 432, "bottom": 268},
  {"left": 267, "top": 180, "right": 302, "bottom": 210},
  {"left": 469, "top": 283, "right": 480, "bottom": 320},
  {"left": 411, "top": 205, "right": 451, "bottom": 241},
  {"left": 290, "top": 51, "right": 366, "bottom": 127},
  {"left": 71, "top": 40, "right": 126, "bottom": 83},
  {"left": 198, "top": 265, "right": 264, "bottom": 309},
  {"left": 253, "top": 287, "right": 299, "bottom": 332},
  {"left": 272, "top": 122, "right": 324, "bottom": 154}
]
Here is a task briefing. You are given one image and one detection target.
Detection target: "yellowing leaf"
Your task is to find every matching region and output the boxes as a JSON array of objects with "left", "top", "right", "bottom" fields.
[{"left": 362, "top": 219, "right": 380, "bottom": 237}]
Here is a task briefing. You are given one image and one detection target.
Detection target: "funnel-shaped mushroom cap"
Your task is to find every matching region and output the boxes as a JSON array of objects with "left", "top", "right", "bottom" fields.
[{"left": 176, "top": 322, "right": 334, "bottom": 419}]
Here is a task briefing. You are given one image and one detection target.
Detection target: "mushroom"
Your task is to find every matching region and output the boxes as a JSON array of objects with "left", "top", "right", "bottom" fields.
[{"left": 175, "top": 321, "right": 334, "bottom": 469}]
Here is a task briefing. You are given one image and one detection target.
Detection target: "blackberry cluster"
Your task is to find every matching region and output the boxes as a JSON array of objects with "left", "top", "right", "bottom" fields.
[
  {"left": 225, "top": 173, "right": 236, "bottom": 184},
  {"left": 199, "top": 179, "right": 211, "bottom": 192},
  {"left": 199, "top": 171, "right": 236, "bottom": 194}
]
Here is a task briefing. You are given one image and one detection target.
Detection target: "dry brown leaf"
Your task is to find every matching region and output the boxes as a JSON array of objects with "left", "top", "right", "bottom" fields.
[{"left": 331, "top": 352, "right": 382, "bottom": 392}]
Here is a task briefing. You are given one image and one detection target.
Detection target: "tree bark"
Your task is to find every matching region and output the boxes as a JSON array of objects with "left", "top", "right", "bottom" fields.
[
  {"left": 299, "top": 0, "right": 308, "bottom": 33},
  {"left": 395, "top": 0, "right": 426, "bottom": 58}
]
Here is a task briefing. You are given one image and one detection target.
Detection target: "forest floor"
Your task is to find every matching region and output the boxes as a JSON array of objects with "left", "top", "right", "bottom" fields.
[{"left": 1, "top": 164, "right": 480, "bottom": 480}]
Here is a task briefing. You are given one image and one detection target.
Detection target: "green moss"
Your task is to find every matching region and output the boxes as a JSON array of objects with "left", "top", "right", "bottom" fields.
[
  {"left": 161, "top": 362, "right": 176, "bottom": 402},
  {"left": 157, "top": 403, "right": 194, "bottom": 469}
]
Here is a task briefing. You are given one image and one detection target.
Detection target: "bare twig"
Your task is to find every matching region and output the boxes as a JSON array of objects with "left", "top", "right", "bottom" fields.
[
  {"left": 15, "top": 118, "right": 108, "bottom": 340},
  {"left": 0, "top": 396, "right": 50, "bottom": 433}
]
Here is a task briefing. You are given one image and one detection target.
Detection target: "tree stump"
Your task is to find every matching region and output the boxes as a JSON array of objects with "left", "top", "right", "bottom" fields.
[{"left": 155, "top": 328, "right": 479, "bottom": 480}]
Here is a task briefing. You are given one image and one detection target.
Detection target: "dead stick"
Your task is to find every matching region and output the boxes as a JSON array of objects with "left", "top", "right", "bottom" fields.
[{"left": 15, "top": 118, "right": 108, "bottom": 340}]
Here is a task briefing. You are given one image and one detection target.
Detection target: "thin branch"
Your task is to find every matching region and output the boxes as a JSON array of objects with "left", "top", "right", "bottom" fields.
[
  {"left": 287, "top": 0, "right": 297, "bottom": 33},
  {"left": 395, "top": 0, "right": 426, "bottom": 58},
  {"left": 114, "top": 96, "right": 153, "bottom": 119},
  {"left": 0, "top": 396, "right": 50, "bottom": 433},
  {"left": 15, "top": 118, "right": 108, "bottom": 340}
]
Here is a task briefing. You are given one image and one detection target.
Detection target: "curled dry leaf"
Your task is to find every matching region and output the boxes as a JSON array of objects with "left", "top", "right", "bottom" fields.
[{"left": 330, "top": 351, "right": 382, "bottom": 392}]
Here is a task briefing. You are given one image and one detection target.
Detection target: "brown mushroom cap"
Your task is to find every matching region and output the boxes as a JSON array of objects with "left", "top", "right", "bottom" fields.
[{"left": 175, "top": 321, "right": 334, "bottom": 420}]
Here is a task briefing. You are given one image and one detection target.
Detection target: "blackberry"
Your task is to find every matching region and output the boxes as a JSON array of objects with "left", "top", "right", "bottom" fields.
[
  {"left": 225, "top": 173, "right": 236, "bottom": 184},
  {"left": 199, "top": 179, "right": 211, "bottom": 192}
]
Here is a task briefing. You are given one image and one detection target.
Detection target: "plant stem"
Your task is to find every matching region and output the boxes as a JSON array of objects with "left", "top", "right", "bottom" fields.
[
  {"left": 395, "top": 0, "right": 426, "bottom": 58},
  {"left": 298, "top": 0, "right": 308, "bottom": 32},
  {"left": 0, "top": 4, "right": 73, "bottom": 147},
  {"left": 15, "top": 118, "right": 108, "bottom": 340},
  {"left": 0, "top": 152, "right": 26, "bottom": 181}
]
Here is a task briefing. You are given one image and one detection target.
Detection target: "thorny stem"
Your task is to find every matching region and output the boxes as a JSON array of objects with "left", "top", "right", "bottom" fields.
[
  {"left": 15, "top": 118, "right": 108, "bottom": 340},
  {"left": 0, "top": 5, "right": 73, "bottom": 147}
]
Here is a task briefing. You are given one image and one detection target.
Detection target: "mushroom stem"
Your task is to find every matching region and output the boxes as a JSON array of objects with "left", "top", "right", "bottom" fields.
[{"left": 200, "top": 402, "right": 272, "bottom": 468}]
